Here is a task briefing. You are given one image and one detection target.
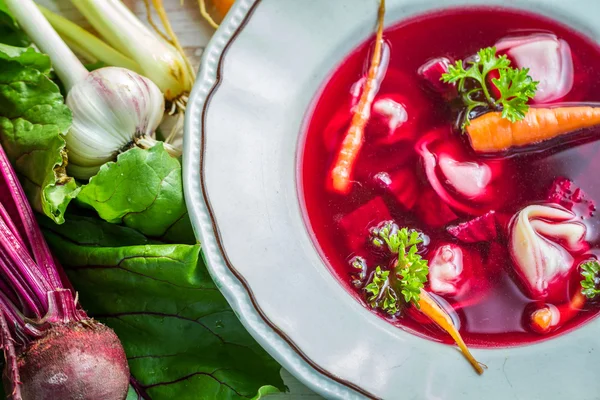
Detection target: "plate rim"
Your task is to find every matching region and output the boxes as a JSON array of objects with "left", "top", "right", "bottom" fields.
[
  {"left": 183, "top": 0, "right": 369, "bottom": 398},
  {"left": 183, "top": 1, "right": 600, "bottom": 399}
]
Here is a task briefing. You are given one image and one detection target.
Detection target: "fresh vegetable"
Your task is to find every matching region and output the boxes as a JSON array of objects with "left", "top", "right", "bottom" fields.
[
  {"left": 0, "top": 144, "right": 130, "bottom": 399},
  {"left": 447, "top": 211, "right": 498, "bottom": 243},
  {"left": 0, "top": 0, "right": 29, "bottom": 47},
  {"left": 364, "top": 221, "right": 483, "bottom": 374},
  {"left": 329, "top": 0, "right": 387, "bottom": 194},
  {"left": 38, "top": 5, "right": 141, "bottom": 74},
  {"left": 547, "top": 177, "right": 596, "bottom": 218},
  {"left": 417, "top": 290, "right": 484, "bottom": 375},
  {"left": 580, "top": 259, "right": 600, "bottom": 299},
  {"left": 441, "top": 46, "right": 538, "bottom": 128},
  {"left": 465, "top": 106, "right": 600, "bottom": 153},
  {"left": 41, "top": 214, "right": 286, "bottom": 399},
  {"left": 370, "top": 223, "right": 429, "bottom": 306},
  {"left": 5, "top": 0, "right": 180, "bottom": 179},
  {"left": 530, "top": 291, "right": 586, "bottom": 334},
  {"left": 76, "top": 144, "right": 195, "bottom": 243},
  {"left": 510, "top": 204, "right": 587, "bottom": 303},
  {"left": 0, "top": 41, "right": 78, "bottom": 223},
  {"left": 71, "top": 0, "right": 193, "bottom": 108}
]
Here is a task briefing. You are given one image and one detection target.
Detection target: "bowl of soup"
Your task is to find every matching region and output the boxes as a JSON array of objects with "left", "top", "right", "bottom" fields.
[{"left": 184, "top": 0, "right": 600, "bottom": 398}]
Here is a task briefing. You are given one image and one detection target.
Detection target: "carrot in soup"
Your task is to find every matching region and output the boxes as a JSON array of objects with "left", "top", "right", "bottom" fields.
[
  {"left": 530, "top": 291, "right": 586, "bottom": 334},
  {"left": 329, "top": 0, "right": 386, "bottom": 194},
  {"left": 418, "top": 289, "right": 484, "bottom": 375},
  {"left": 466, "top": 106, "right": 600, "bottom": 153}
]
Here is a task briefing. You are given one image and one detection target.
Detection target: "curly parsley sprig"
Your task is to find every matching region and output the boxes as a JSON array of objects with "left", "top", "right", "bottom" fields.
[
  {"left": 581, "top": 260, "right": 600, "bottom": 299},
  {"left": 441, "top": 47, "right": 538, "bottom": 128},
  {"left": 363, "top": 222, "right": 429, "bottom": 313}
]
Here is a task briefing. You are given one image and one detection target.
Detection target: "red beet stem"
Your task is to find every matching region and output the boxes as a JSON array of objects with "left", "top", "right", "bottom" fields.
[
  {"left": 0, "top": 216, "right": 48, "bottom": 318},
  {"left": 0, "top": 146, "right": 61, "bottom": 290},
  {"left": 0, "top": 307, "right": 22, "bottom": 400},
  {"left": 0, "top": 143, "right": 133, "bottom": 399}
]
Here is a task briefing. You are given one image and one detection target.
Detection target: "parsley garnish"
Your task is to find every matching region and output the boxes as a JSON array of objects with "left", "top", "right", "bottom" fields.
[
  {"left": 581, "top": 260, "right": 600, "bottom": 299},
  {"left": 441, "top": 47, "right": 538, "bottom": 128},
  {"left": 363, "top": 222, "right": 429, "bottom": 314},
  {"left": 365, "top": 267, "right": 398, "bottom": 315}
]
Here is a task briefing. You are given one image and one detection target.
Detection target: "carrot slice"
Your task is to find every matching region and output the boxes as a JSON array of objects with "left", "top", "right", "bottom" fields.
[
  {"left": 530, "top": 291, "right": 586, "bottom": 334},
  {"left": 466, "top": 106, "right": 600, "bottom": 153},
  {"left": 329, "top": 0, "right": 386, "bottom": 194},
  {"left": 418, "top": 289, "right": 484, "bottom": 375}
]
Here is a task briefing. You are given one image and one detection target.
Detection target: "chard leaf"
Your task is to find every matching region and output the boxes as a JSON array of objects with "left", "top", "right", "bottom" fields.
[
  {"left": 0, "top": 44, "right": 78, "bottom": 223},
  {"left": 0, "top": 0, "right": 31, "bottom": 47},
  {"left": 42, "top": 217, "right": 284, "bottom": 399},
  {"left": 77, "top": 144, "right": 195, "bottom": 244}
]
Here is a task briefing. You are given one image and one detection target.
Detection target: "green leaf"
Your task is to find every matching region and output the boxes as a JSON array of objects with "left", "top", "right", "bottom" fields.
[
  {"left": 0, "top": 0, "right": 31, "bottom": 47},
  {"left": 440, "top": 46, "right": 538, "bottom": 128},
  {"left": 43, "top": 218, "right": 285, "bottom": 400},
  {"left": 580, "top": 260, "right": 600, "bottom": 299},
  {"left": 492, "top": 67, "right": 538, "bottom": 122},
  {"left": 252, "top": 386, "right": 282, "bottom": 399},
  {"left": 0, "top": 44, "right": 77, "bottom": 223},
  {"left": 77, "top": 144, "right": 195, "bottom": 243}
]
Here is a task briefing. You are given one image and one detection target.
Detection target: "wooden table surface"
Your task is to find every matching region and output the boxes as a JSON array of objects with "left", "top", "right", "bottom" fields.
[{"left": 35, "top": 0, "right": 323, "bottom": 398}]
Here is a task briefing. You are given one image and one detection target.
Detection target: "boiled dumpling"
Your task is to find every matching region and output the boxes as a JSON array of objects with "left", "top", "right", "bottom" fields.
[{"left": 510, "top": 204, "right": 586, "bottom": 302}]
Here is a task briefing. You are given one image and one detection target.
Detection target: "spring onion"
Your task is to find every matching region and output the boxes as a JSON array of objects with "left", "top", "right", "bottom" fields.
[{"left": 71, "top": 0, "right": 194, "bottom": 111}]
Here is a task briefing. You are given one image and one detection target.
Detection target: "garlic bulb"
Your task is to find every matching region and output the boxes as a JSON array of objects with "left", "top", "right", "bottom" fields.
[
  {"left": 66, "top": 67, "right": 175, "bottom": 178},
  {"left": 5, "top": 0, "right": 181, "bottom": 180},
  {"left": 72, "top": 0, "right": 193, "bottom": 102},
  {"left": 510, "top": 204, "right": 586, "bottom": 302}
]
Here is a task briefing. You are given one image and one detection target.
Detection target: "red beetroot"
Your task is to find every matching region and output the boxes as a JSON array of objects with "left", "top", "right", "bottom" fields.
[
  {"left": 0, "top": 144, "right": 130, "bottom": 400},
  {"left": 447, "top": 211, "right": 498, "bottom": 243},
  {"left": 418, "top": 57, "right": 456, "bottom": 99},
  {"left": 339, "top": 197, "right": 391, "bottom": 252},
  {"left": 547, "top": 177, "right": 595, "bottom": 218},
  {"left": 372, "top": 167, "right": 419, "bottom": 210},
  {"left": 415, "top": 188, "right": 458, "bottom": 228},
  {"left": 14, "top": 321, "right": 129, "bottom": 400}
]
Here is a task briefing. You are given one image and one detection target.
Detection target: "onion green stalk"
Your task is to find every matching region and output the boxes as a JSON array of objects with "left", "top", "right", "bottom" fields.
[
  {"left": 38, "top": 5, "right": 142, "bottom": 74},
  {"left": 5, "top": 0, "right": 180, "bottom": 179},
  {"left": 71, "top": 0, "right": 194, "bottom": 109}
]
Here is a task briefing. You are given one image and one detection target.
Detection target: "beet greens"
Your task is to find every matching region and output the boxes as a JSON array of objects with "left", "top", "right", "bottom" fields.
[{"left": 0, "top": 143, "right": 129, "bottom": 400}]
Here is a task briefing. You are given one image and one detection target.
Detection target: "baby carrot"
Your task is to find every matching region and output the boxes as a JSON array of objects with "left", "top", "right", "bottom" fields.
[
  {"left": 418, "top": 289, "right": 484, "bottom": 375},
  {"left": 329, "top": 0, "right": 385, "bottom": 194},
  {"left": 466, "top": 106, "right": 600, "bottom": 153},
  {"left": 530, "top": 291, "right": 586, "bottom": 334}
]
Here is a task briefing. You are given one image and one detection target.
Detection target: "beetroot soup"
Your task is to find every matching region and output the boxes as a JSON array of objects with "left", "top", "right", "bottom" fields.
[{"left": 300, "top": 7, "right": 600, "bottom": 349}]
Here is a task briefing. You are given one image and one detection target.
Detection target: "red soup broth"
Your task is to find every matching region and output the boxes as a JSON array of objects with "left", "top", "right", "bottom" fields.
[{"left": 300, "top": 7, "right": 600, "bottom": 347}]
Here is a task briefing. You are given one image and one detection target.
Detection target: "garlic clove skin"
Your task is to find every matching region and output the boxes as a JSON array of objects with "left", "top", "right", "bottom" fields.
[
  {"left": 510, "top": 204, "right": 586, "bottom": 302},
  {"left": 66, "top": 67, "right": 165, "bottom": 179}
]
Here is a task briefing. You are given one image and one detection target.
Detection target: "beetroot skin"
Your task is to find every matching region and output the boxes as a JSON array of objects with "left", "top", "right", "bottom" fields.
[{"left": 11, "top": 320, "right": 129, "bottom": 400}]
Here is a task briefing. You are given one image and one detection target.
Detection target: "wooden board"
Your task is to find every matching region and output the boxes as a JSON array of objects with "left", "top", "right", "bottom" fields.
[{"left": 35, "top": 0, "right": 322, "bottom": 398}]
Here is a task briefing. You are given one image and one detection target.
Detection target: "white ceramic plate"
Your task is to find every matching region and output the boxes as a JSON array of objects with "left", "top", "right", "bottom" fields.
[{"left": 183, "top": 1, "right": 600, "bottom": 398}]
